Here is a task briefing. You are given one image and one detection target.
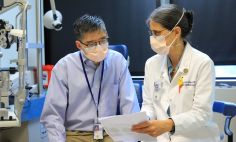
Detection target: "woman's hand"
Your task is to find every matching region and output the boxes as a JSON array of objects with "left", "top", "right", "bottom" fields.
[{"left": 131, "top": 119, "right": 174, "bottom": 137}]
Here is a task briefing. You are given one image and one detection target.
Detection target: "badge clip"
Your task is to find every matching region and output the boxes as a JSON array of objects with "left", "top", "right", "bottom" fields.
[{"left": 154, "top": 81, "right": 162, "bottom": 91}]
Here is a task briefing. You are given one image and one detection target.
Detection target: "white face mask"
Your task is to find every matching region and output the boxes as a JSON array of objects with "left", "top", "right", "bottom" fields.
[
  {"left": 82, "top": 42, "right": 108, "bottom": 62},
  {"left": 150, "top": 34, "right": 177, "bottom": 55}
]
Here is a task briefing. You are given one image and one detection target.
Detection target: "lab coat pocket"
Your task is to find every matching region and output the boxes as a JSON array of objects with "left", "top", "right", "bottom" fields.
[{"left": 179, "top": 86, "right": 195, "bottom": 111}]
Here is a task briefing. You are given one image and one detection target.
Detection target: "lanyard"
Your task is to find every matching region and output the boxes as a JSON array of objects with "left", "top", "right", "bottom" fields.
[{"left": 79, "top": 53, "right": 104, "bottom": 117}]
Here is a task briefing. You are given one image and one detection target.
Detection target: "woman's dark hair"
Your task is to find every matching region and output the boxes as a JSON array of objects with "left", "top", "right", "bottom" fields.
[
  {"left": 147, "top": 4, "right": 193, "bottom": 38},
  {"left": 73, "top": 14, "right": 107, "bottom": 40}
]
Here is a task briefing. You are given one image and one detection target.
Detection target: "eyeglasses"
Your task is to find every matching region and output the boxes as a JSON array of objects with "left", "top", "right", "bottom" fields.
[{"left": 79, "top": 37, "right": 109, "bottom": 49}]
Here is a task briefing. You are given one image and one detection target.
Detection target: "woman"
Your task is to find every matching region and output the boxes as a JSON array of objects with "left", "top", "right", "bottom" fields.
[{"left": 131, "top": 4, "right": 220, "bottom": 142}]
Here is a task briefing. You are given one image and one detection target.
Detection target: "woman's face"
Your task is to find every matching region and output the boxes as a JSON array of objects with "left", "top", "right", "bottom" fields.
[{"left": 149, "top": 20, "right": 180, "bottom": 47}]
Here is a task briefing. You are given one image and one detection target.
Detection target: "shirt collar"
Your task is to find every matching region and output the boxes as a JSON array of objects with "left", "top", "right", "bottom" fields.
[
  {"left": 167, "top": 55, "right": 182, "bottom": 74},
  {"left": 167, "top": 46, "right": 185, "bottom": 80}
]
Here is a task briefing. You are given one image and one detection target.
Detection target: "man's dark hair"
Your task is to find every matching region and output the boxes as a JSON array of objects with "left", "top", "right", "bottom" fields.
[{"left": 73, "top": 14, "right": 107, "bottom": 40}]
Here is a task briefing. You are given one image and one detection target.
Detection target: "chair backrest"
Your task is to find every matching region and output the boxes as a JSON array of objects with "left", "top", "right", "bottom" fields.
[
  {"left": 133, "top": 80, "right": 144, "bottom": 108},
  {"left": 109, "top": 44, "right": 128, "bottom": 60},
  {"left": 133, "top": 83, "right": 143, "bottom": 108}
]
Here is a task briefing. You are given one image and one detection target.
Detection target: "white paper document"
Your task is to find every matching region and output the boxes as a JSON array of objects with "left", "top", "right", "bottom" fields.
[{"left": 99, "top": 112, "right": 157, "bottom": 142}]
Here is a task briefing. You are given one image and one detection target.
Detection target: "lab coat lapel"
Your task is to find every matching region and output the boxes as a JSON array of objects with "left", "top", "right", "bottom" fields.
[
  {"left": 168, "top": 43, "right": 193, "bottom": 115},
  {"left": 160, "top": 55, "right": 170, "bottom": 85},
  {"left": 159, "top": 55, "right": 171, "bottom": 116},
  {"left": 172, "top": 42, "right": 192, "bottom": 83}
]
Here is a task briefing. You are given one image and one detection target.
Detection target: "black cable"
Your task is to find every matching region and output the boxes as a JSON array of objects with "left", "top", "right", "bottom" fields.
[{"left": 16, "top": 37, "right": 19, "bottom": 51}]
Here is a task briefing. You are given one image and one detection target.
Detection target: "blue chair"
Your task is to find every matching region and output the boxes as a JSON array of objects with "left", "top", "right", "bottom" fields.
[
  {"left": 133, "top": 80, "right": 144, "bottom": 108},
  {"left": 213, "top": 101, "right": 236, "bottom": 142},
  {"left": 109, "top": 44, "right": 129, "bottom": 60},
  {"left": 133, "top": 83, "right": 143, "bottom": 108}
]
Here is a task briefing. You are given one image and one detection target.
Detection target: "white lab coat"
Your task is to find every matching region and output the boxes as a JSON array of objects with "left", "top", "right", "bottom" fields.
[{"left": 141, "top": 43, "right": 220, "bottom": 142}]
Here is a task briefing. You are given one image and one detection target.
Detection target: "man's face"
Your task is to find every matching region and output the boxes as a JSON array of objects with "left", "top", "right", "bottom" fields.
[{"left": 75, "top": 30, "right": 108, "bottom": 52}]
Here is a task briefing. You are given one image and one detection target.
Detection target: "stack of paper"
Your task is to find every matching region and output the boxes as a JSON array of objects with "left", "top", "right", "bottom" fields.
[{"left": 99, "top": 112, "right": 156, "bottom": 142}]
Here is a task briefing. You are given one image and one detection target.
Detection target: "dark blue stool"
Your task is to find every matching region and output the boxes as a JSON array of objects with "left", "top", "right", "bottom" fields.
[{"left": 213, "top": 101, "right": 236, "bottom": 142}]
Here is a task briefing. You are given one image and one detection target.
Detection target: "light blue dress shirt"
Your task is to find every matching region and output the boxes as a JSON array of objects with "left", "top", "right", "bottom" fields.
[{"left": 40, "top": 50, "right": 140, "bottom": 142}]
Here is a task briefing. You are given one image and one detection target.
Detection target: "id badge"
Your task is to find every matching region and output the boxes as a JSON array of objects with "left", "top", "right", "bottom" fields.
[
  {"left": 154, "top": 80, "right": 162, "bottom": 91},
  {"left": 93, "top": 123, "right": 103, "bottom": 140}
]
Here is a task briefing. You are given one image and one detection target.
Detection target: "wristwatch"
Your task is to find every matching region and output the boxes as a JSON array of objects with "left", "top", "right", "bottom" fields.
[{"left": 169, "top": 118, "right": 175, "bottom": 135}]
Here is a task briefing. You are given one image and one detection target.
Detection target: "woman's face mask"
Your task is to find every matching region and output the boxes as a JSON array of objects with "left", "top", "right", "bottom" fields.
[
  {"left": 82, "top": 42, "right": 108, "bottom": 62},
  {"left": 150, "top": 32, "right": 177, "bottom": 55}
]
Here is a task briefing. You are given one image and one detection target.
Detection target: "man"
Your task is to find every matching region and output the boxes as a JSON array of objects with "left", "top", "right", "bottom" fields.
[{"left": 40, "top": 14, "right": 140, "bottom": 142}]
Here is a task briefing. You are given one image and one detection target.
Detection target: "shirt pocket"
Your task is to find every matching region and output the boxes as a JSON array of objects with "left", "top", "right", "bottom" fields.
[
  {"left": 99, "top": 83, "right": 119, "bottom": 115},
  {"left": 109, "top": 83, "right": 119, "bottom": 97},
  {"left": 101, "top": 83, "right": 119, "bottom": 104}
]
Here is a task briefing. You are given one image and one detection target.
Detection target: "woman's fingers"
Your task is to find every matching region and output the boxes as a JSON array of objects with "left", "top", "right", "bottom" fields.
[{"left": 131, "top": 121, "right": 150, "bottom": 130}]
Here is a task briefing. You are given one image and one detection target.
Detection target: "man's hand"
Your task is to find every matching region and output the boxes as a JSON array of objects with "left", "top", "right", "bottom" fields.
[{"left": 131, "top": 119, "right": 174, "bottom": 137}]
